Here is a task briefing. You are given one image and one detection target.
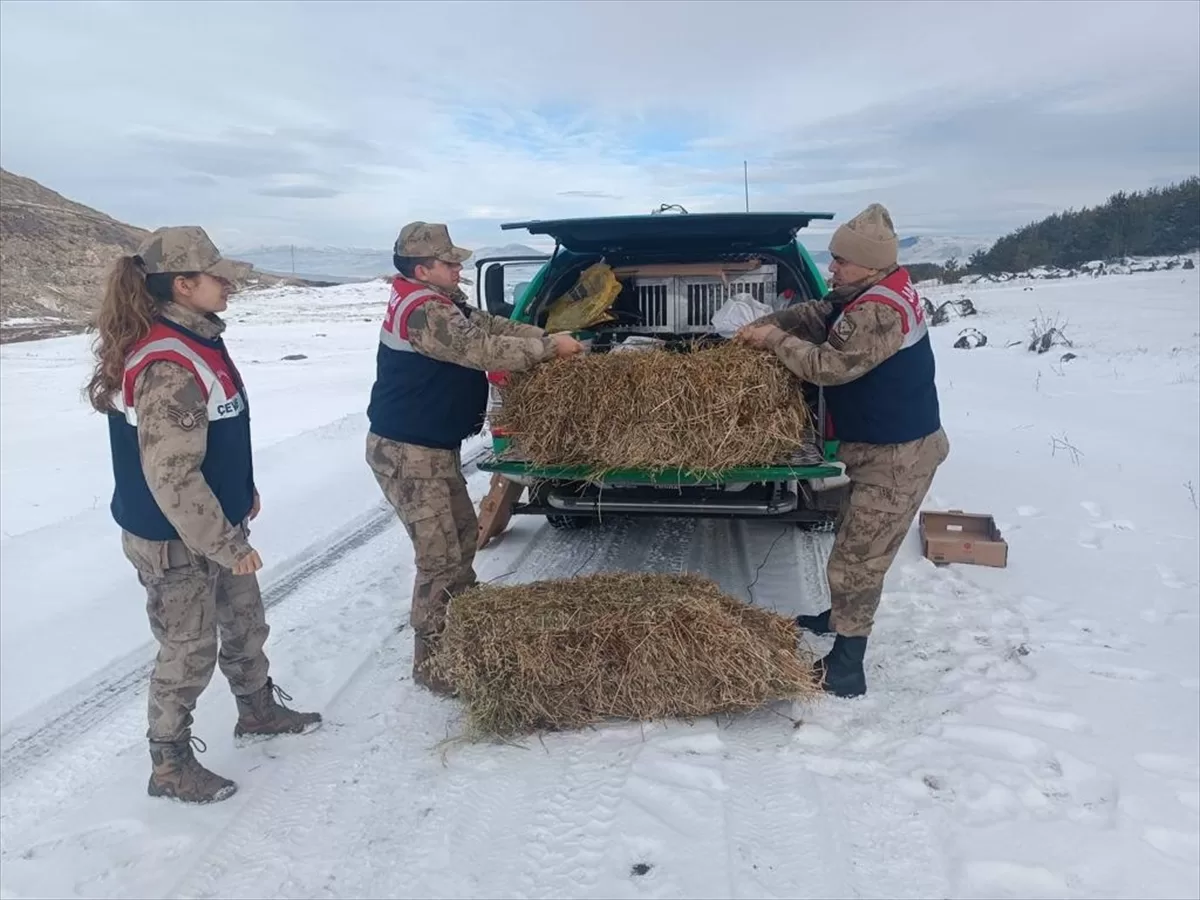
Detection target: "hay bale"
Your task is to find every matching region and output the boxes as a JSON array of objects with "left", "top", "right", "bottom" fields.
[
  {"left": 427, "top": 572, "right": 819, "bottom": 739},
  {"left": 491, "top": 342, "right": 813, "bottom": 477}
]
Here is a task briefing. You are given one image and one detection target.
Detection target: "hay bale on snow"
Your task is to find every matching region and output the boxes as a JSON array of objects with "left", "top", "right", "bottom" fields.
[
  {"left": 427, "top": 572, "right": 820, "bottom": 739},
  {"left": 491, "top": 342, "right": 813, "bottom": 477}
]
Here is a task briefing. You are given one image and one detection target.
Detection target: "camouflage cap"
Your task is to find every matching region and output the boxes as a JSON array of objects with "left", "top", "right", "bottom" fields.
[
  {"left": 393, "top": 221, "right": 472, "bottom": 264},
  {"left": 137, "top": 226, "right": 242, "bottom": 282}
]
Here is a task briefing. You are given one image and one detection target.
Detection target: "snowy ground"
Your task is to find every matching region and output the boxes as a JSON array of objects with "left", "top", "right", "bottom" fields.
[{"left": 1, "top": 265, "right": 1197, "bottom": 900}]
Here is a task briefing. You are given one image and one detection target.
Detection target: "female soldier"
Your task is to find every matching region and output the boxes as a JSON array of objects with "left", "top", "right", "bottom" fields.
[{"left": 86, "top": 226, "right": 322, "bottom": 804}]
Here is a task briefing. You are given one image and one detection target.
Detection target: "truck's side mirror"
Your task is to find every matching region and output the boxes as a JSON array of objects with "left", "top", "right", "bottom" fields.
[{"left": 484, "top": 263, "right": 515, "bottom": 318}]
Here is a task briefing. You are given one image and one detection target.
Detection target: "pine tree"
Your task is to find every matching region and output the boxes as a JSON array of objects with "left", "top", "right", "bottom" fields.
[{"left": 967, "top": 177, "right": 1200, "bottom": 273}]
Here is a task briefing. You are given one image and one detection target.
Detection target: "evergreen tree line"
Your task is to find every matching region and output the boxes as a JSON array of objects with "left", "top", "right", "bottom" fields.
[{"left": 910, "top": 176, "right": 1199, "bottom": 282}]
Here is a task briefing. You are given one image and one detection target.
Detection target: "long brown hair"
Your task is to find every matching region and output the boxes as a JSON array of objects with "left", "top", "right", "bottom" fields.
[{"left": 84, "top": 257, "right": 193, "bottom": 413}]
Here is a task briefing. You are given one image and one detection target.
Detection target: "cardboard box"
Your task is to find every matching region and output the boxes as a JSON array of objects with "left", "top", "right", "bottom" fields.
[{"left": 919, "top": 509, "right": 1009, "bottom": 568}]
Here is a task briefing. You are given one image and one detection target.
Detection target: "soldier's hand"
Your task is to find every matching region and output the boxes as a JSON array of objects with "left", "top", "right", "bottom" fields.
[
  {"left": 550, "top": 334, "right": 585, "bottom": 359},
  {"left": 232, "top": 549, "right": 263, "bottom": 576},
  {"left": 735, "top": 323, "right": 776, "bottom": 349},
  {"left": 249, "top": 489, "right": 261, "bottom": 520}
]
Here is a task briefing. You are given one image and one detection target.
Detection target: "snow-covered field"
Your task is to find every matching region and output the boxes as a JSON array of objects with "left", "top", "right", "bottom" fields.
[{"left": 1, "top": 264, "right": 1197, "bottom": 900}]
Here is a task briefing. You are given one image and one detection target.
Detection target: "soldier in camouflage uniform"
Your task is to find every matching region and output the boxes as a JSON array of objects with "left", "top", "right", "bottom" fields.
[
  {"left": 89, "top": 227, "right": 322, "bottom": 804},
  {"left": 365, "top": 222, "right": 583, "bottom": 695},
  {"left": 737, "top": 204, "right": 950, "bottom": 698}
]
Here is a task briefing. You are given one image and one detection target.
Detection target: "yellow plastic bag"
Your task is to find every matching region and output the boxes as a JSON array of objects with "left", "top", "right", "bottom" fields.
[{"left": 545, "top": 263, "right": 623, "bottom": 333}]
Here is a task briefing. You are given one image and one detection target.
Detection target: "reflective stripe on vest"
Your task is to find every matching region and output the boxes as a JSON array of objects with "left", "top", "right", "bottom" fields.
[
  {"left": 379, "top": 279, "right": 453, "bottom": 353},
  {"left": 118, "top": 333, "right": 245, "bottom": 427},
  {"left": 836, "top": 271, "right": 928, "bottom": 350}
]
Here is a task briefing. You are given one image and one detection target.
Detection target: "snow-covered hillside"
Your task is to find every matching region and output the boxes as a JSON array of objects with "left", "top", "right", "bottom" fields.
[{"left": 0, "top": 265, "right": 1197, "bottom": 900}]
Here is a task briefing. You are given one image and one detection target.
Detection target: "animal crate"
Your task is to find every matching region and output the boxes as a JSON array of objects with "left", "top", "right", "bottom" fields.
[{"left": 617, "top": 264, "right": 778, "bottom": 334}]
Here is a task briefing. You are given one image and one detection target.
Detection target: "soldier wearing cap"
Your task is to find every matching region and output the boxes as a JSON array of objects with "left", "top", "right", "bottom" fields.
[
  {"left": 87, "top": 226, "right": 322, "bottom": 804},
  {"left": 366, "top": 222, "right": 583, "bottom": 694},
  {"left": 737, "top": 203, "right": 950, "bottom": 699}
]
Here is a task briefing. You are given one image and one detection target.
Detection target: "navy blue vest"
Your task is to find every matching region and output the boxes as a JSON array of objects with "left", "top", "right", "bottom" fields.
[
  {"left": 367, "top": 278, "right": 489, "bottom": 450},
  {"left": 108, "top": 318, "right": 255, "bottom": 541},
  {"left": 821, "top": 269, "right": 941, "bottom": 445}
]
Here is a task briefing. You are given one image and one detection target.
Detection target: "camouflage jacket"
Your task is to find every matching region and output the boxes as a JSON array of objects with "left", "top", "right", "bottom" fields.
[
  {"left": 129, "top": 302, "right": 254, "bottom": 568},
  {"left": 405, "top": 281, "right": 556, "bottom": 372},
  {"left": 753, "top": 271, "right": 905, "bottom": 386}
]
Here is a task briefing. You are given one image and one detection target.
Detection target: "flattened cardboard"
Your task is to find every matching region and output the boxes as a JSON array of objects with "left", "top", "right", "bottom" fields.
[{"left": 920, "top": 509, "right": 1008, "bottom": 568}]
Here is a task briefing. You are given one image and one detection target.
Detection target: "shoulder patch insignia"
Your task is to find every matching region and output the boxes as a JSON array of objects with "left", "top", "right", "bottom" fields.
[
  {"left": 828, "top": 313, "right": 856, "bottom": 350},
  {"left": 166, "top": 405, "right": 204, "bottom": 431}
]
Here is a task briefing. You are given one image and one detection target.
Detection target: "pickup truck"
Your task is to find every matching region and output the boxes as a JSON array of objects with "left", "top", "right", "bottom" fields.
[{"left": 473, "top": 210, "right": 850, "bottom": 531}]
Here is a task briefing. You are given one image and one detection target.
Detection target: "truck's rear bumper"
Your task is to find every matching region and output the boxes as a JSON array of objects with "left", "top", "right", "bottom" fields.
[
  {"left": 515, "top": 481, "right": 840, "bottom": 522},
  {"left": 476, "top": 454, "right": 843, "bottom": 486},
  {"left": 477, "top": 452, "right": 847, "bottom": 522}
]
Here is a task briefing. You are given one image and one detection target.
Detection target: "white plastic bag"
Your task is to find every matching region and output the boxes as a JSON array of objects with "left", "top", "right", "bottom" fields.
[{"left": 711, "top": 292, "right": 774, "bottom": 338}]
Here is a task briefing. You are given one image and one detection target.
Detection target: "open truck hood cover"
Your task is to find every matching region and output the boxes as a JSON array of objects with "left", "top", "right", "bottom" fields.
[{"left": 500, "top": 212, "right": 835, "bottom": 254}]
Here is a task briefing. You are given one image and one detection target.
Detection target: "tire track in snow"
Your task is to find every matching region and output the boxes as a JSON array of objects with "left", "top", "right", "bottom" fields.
[
  {"left": 720, "top": 720, "right": 846, "bottom": 900},
  {"left": 502, "top": 518, "right": 697, "bottom": 898},
  {"left": 699, "top": 546, "right": 989, "bottom": 898},
  {"left": 605, "top": 723, "right": 734, "bottom": 898},
  {"left": 685, "top": 523, "right": 846, "bottom": 899},
  {"left": 0, "top": 450, "right": 485, "bottom": 788},
  {"left": 492, "top": 519, "right": 837, "bottom": 898},
  {"left": 810, "top": 768, "right": 953, "bottom": 899},
  {"left": 510, "top": 734, "right": 638, "bottom": 900}
]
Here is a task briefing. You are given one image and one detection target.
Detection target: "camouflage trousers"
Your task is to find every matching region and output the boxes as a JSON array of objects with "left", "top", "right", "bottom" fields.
[
  {"left": 122, "top": 530, "right": 271, "bottom": 743},
  {"left": 366, "top": 433, "right": 478, "bottom": 638},
  {"left": 826, "top": 427, "right": 951, "bottom": 637}
]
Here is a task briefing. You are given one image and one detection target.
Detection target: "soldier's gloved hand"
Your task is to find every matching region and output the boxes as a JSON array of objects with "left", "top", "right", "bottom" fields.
[
  {"left": 550, "top": 334, "right": 585, "bottom": 359},
  {"left": 232, "top": 549, "right": 263, "bottom": 576}
]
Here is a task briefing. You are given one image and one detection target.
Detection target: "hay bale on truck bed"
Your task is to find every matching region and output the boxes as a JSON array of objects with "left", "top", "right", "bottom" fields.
[
  {"left": 491, "top": 342, "right": 813, "bottom": 477},
  {"left": 426, "top": 572, "right": 820, "bottom": 739}
]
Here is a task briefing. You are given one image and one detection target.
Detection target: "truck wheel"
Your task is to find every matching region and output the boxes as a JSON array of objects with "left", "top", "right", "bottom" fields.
[{"left": 546, "top": 513, "right": 595, "bottom": 530}]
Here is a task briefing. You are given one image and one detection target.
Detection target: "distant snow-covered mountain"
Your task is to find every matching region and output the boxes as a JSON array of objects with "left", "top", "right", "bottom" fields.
[
  {"left": 468, "top": 243, "right": 547, "bottom": 261},
  {"left": 227, "top": 242, "right": 547, "bottom": 283},
  {"left": 224, "top": 245, "right": 391, "bottom": 283},
  {"left": 231, "top": 235, "right": 990, "bottom": 284},
  {"left": 802, "top": 235, "right": 994, "bottom": 267}
]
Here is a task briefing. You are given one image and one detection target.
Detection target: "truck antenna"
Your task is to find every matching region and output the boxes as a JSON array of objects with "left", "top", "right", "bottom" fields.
[{"left": 744, "top": 160, "right": 749, "bottom": 212}]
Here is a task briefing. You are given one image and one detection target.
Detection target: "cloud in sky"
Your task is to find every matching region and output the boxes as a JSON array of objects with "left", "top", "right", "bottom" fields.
[{"left": 1, "top": 0, "right": 1196, "bottom": 254}]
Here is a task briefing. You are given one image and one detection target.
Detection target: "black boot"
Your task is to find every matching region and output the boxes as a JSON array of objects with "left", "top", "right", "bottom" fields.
[
  {"left": 816, "top": 634, "right": 868, "bottom": 698},
  {"left": 794, "top": 609, "right": 834, "bottom": 635}
]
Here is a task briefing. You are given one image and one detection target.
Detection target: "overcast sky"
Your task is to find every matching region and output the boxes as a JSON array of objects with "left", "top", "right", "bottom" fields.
[{"left": 1, "top": 0, "right": 1197, "bottom": 254}]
